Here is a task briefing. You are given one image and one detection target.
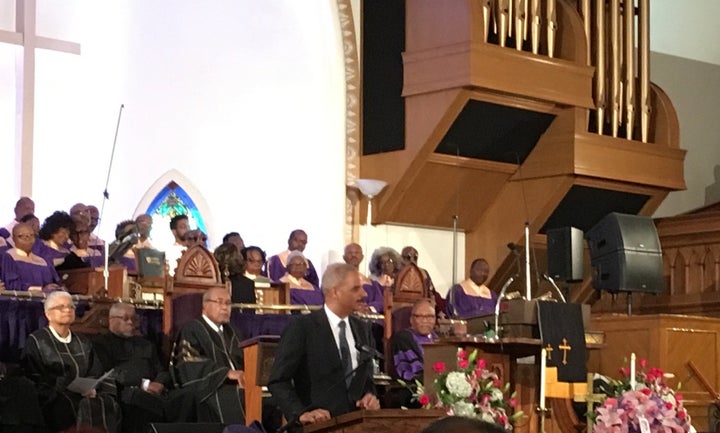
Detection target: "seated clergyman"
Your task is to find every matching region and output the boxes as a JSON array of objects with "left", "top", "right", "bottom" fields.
[
  {"left": 22, "top": 291, "right": 120, "bottom": 433},
  {"left": 94, "top": 303, "right": 195, "bottom": 431}
]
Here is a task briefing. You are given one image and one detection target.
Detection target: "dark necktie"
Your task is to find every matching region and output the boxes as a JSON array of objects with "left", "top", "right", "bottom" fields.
[{"left": 338, "top": 320, "right": 353, "bottom": 388}]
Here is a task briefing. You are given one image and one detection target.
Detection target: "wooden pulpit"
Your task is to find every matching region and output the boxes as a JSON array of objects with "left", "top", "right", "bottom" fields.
[
  {"left": 304, "top": 409, "right": 445, "bottom": 433},
  {"left": 60, "top": 265, "right": 125, "bottom": 298},
  {"left": 240, "top": 335, "right": 280, "bottom": 425}
]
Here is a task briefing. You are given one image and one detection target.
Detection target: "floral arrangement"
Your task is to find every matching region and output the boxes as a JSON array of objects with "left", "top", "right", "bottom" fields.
[
  {"left": 401, "top": 348, "right": 523, "bottom": 431},
  {"left": 594, "top": 359, "right": 692, "bottom": 433}
]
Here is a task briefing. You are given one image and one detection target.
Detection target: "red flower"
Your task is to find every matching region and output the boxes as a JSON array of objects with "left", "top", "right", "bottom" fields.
[
  {"left": 604, "top": 397, "right": 618, "bottom": 407},
  {"left": 498, "top": 415, "right": 507, "bottom": 424},
  {"left": 459, "top": 359, "right": 469, "bottom": 369},
  {"left": 675, "top": 393, "right": 684, "bottom": 401},
  {"left": 641, "top": 388, "right": 651, "bottom": 395},
  {"left": 477, "top": 359, "right": 486, "bottom": 369},
  {"left": 678, "top": 410, "right": 687, "bottom": 420},
  {"left": 639, "top": 358, "right": 648, "bottom": 368},
  {"left": 646, "top": 374, "right": 656, "bottom": 382},
  {"left": 619, "top": 367, "right": 630, "bottom": 376},
  {"left": 458, "top": 349, "right": 468, "bottom": 360},
  {"left": 509, "top": 397, "right": 518, "bottom": 408},
  {"left": 419, "top": 394, "right": 430, "bottom": 406},
  {"left": 665, "top": 402, "right": 674, "bottom": 410},
  {"left": 481, "top": 394, "right": 490, "bottom": 404},
  {"left": 433, "top": 362, "right": 446, "bottom": 373},
  {"left": 493, "top": 379, "right": 502, "bottom": 388}
]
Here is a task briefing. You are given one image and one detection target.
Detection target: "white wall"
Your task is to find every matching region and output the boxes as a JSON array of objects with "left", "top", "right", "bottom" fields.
[{"left": 1, "top": 0, "right": 347, "bottom": 271}]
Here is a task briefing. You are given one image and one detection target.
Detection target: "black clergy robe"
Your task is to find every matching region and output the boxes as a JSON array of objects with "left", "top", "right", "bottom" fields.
[
  {"left": 93, "top": 332, "right": 193, "bottom": 431},
  {"left": 22, "top": 327, "right": 121, "bottom": 433},
  {"left": 176, "top": 318, "right": 246, "bottom": 424}
]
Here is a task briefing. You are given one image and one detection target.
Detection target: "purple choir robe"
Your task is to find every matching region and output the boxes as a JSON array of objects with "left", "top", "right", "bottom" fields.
[
  {"left": 32, "top": 240, "right": 69, "bottom": 268},
  {"left": 362, "top": 278, "right": 385, "bottom": 313},
  {"left": 266, "top": 252, "right": 320, "bottom": 287},
  {"left": 280, "top": 274, "right": 324, "bottom": 306},
  {"left": 1, "top": 249, "right": 60, "bottom": 291},
  {"left": 87, "top": 233, "right": 105, "bottom": 253},
  {"left": 445, "top": 282, "right": 498, "bottom": 318}
]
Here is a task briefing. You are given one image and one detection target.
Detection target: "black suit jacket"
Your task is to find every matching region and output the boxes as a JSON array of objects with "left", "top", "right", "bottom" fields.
[{"left": 267, "top": 308, "right": 376, "bottom": 422}]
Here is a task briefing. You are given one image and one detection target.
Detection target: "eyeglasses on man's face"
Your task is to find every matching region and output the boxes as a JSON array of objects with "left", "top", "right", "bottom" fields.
[
  {"left": 48, "top": 304, "right": 76, "bottom": 312},
  {"left": 205, "top": 299, "right": 232, "bottom": 307},
  {"left": 411, "top": 314, "right": 435, "bottom": 320}
]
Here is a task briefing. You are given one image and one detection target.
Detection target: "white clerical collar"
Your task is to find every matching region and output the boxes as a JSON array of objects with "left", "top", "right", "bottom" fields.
[
  {"left": 49, "top": 326, "right": 72, "bottom": 343},
  {"left": 202, "top": 314, "right": 223, "bottom": 333}
]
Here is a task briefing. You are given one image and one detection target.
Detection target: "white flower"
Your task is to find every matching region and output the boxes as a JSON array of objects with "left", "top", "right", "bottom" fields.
[
  {"left": 480, "top": 412, "right": 496, "bottom": 423},
  {"left": 446, "top": 372, "right": 473, "bottom": 398},
  {"left": 452, "top": 401, "right": 476, "bottom": 417},
  {"left": 490, "top": 388, "right": 504, "bottom": 402}
]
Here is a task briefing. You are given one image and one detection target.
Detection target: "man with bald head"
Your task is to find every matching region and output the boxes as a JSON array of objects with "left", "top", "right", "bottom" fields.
[
  {"left": 266, "top": 229, "right": 320, "bottom": 286},
  {"left": 23, "top": 291, "right": 120, "bottom": 432},
  {"left": 0, "top": 196, "right": 35, "bottom": 246},
  {"left": 0, "top": 223, "right": 60, "bottom": 291},
  {"left": 176, "top": 287, "right": 246, "bottom": 423},
  {"left": 269, "top": 263, "right": 380, "bottom": 431},
  {"left": 343, "top": 242, "right": 384, "bottom": 313}
]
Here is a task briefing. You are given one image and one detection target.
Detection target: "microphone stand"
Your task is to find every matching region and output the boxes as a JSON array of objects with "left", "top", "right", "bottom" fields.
[
  {"left": 541, "top": 274, "right": 567, "bottom": 303},
  {"left": 275, "top": 351, "right": 378, "bottom": 433},
  {"left": 493, "top": 276, "right": 516, "bottom": 340}
]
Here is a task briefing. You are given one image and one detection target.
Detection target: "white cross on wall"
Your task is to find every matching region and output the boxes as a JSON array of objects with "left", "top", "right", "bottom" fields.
[{"left": 0, "top": 0, "right": 81, "bottom": 196}]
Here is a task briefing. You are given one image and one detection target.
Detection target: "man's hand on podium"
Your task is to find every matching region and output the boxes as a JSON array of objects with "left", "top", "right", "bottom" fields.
[
  {"left": 299, "top": 408, "right": 331, "bottom": 425},
  {"left": 356, "top": 393, "right": 380, "bottom": 410}
]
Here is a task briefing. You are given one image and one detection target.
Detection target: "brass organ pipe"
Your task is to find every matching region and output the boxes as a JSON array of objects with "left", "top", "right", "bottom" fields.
[
  {"left": 546, "top": 0, "right": 557, "bottom": 58},
  {"left": 595, "top": 0, "right": 606, "bottom": 134},
  {"left": 624, "top": 0, "right": 636, "bottom": 140},
  {"left": 483, "top": 0, "right": 492, "bottom": 42},
  {"left": 581, "top": 0, "right": 591, "bottom": 65},
  {"left": 499, "top": 0, "right": 510, "bottom": 47},
  {"left": 618, "top": 0, "right": 624, "bottom": 127},
  {"left": 610, "top": 0, "right": 621, "bottom": 137},
  {"left": 639, "top": 0, "right": 650, "bottom": 143},
  {"left": 515, "top": 0, "right": 527, "bottom": 50},
  {"left": 508, "top": 0, "right": 513, "bottom": 37},
  {"left": 530, "top": 0, "right": 540, "bottom": 54}
]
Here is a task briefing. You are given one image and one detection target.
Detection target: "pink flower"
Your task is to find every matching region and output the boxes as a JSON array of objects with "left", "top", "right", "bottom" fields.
[
  {"left": 678, "top": 410, "right": 686, "bottom": 420},
  {"left": 459, "top": 359, "right": 469, "bottom": 369},
  {"left": 477, "top": 359, "right": 486, "bottom": 369},
  {"left": 604, "top": 397, "right": 618, "bottom": 408},
  {"left": 665, "top": 402, "right": 673, "bottom": 410},
  {"left": 498, "top": 414, "right": 508, "bottom": 424},
  {"left": 509, "top": 397, "right": 518, "bottom": 408},
  {"left": 481, "top": 394, "right": 490, "bottom": 404},
  {"left": 457, "top": 349, "right": 468, "bottom": 360},
  {"left": 619, "top": 367, "right": 630, "bottom": 376},
  {"left": 675, "top": 393, "right": 683, "bottom": 401},
  {"left": 641, "top": 388, "right": 651, "bottom": 396},
  {"left": 639, "top": 358, "right": 648, "bottom": 368},
  {"left": 419, "top": 394, "right": 430, "bottom": 406},
  {"left": 433, "top": 362, "right": 446, "bottom": 373}
]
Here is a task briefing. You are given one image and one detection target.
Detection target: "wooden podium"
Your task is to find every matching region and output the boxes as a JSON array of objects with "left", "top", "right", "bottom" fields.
[
  {"left": 304, "top": 409, "right": 445, "bottom": 433},
  {"left": 240, "top": 335, "right": 281, "bottom": 425}
]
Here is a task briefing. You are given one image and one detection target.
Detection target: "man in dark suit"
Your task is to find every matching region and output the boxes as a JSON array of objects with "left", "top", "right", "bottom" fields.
[{"left": 268, "top": 262, "right": 381, "bottom": 429}]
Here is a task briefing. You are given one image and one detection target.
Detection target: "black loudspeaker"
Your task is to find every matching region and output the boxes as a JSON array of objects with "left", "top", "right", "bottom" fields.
[
  {"left": 547, "top": 227, "right": 584, "bottom": 282},
  {"left": 146, "top": 423, "right": 226, "bottom": 433},
  {"left": 585, "top": 212, "right": 664, "bottom": 294}
]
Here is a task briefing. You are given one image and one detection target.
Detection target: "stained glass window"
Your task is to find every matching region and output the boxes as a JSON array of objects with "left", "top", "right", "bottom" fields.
[{"left": 146, "top": 181, "right": 207, "bottom": 249}]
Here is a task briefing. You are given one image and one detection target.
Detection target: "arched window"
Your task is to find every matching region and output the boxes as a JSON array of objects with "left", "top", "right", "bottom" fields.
[{"left": 146, "top": 181, "right": 207, "bottom": 248}]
